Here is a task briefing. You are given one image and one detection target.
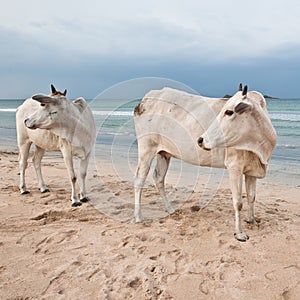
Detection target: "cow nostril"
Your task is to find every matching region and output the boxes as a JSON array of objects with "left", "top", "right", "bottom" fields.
[
  {"left": 198, "top": 137, "right": 203, "bottom": 145},
  {"left": 24, "top": 118, "right": 28, "bottom": 124}
]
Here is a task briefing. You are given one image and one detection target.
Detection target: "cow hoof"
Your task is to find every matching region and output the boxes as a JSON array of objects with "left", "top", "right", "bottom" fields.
[
  {"left": 72, "top": 202, "right": 82, "bottom": 207},
  {"left": 41, "top": 188, "right": 50, "bottom": 193},
  {"left": 246, "top": 219, "right": 257, "bottom": 225},
  {"left": 80, "top": 197, "right": 90, "bottom": 203},
  {"left": 20, "top": 190, "right": 30, "bottom": 195},
  {"left": 135, "top": 216, "right": 144, "bottom": 223},
  {"left": 167, "top": 207, "right": 176, "bottom": 214},
  {"left": 234, "top": 232, "right": 249, "bottom": 242}
]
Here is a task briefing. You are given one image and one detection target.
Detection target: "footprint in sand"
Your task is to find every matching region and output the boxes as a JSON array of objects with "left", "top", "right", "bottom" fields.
[{"left": 34, "top": 230, "right": 78, "bottom": 254}]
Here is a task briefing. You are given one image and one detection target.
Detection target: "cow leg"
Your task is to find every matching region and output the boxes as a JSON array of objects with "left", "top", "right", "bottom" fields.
[
  {"left": 228, "top": 168, "right": 249, "bottom": 242},
  {"left": 18, "top": 141, "right": 32, "bottom": 194},
  {"left": 61, "top": 143, "right": 81, "bottom": 207},
  {"left": 78, "top": 155, "right": 90, "bottom": 203},
  {"left": 245, "top": 175, "right": 257, "bottom": 224},
  {"left": 33, "top": 146, "right": 49, "bottom": 193},
  {"left": 153, "top": 153, "right": 175, "bottom": 215},
  {"left": 134, "top": 151, "right": 156, "bottom": 222}
]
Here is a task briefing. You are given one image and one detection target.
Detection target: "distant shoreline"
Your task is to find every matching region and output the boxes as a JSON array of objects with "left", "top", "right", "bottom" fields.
[{"left": 264, "top": 95, "right": 279, "bottom": 99}]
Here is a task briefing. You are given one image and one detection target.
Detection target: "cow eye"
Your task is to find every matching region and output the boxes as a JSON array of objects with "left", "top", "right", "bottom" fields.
[
  {"left": 225, "top": 110, "right": 234, "bottom": 116},
  {"left": 40, "top": 103, "right": 45, "bottom": 107}
]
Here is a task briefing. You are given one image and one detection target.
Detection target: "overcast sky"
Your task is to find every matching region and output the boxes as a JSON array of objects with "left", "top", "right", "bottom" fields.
[{"left": 1, "top": 0, "right": 300, "bottom": 98}]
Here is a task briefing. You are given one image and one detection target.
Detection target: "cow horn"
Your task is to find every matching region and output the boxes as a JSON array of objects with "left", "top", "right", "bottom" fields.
[
  {"left": 239, "top": 83, "right": 243, "bottom": 91},
  {"left": 63, "top": 89, "right": 67, "bottom": 96},
  {"left": 242, "top": 85, "right": 248, "bottom": 96},
  {"left": 51, "top": 84, "right": 57, "bottom": 94}
]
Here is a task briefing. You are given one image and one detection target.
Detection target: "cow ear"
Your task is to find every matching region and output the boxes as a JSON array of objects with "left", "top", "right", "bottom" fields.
[
  {"left": 32, "top": 94, "right": 59, "bottom": 104},
  {"left": 238, "top": 83, "right": 243, "bottom": 91},
  {"left": 51, "top": 84, "right": 57, "bottom": 94},
  {"left": 234, "top": 101, "right": 252, "bottom": 114}
]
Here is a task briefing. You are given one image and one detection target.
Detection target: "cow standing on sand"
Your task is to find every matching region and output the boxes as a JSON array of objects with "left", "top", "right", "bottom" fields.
[
  {"left": 16, "top": 85, "right": 96, "bottom": 207},
  {"left": 134, "top": 84, "right": 276, "bottom": 241}
]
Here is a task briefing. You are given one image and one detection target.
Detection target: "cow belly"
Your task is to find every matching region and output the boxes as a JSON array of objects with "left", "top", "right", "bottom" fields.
[
  {"left": 178, "top": 148, "right": 226, "bottom": 168},
  {"left": 157, "top": 137, "right": 226, "bottom": 168}
]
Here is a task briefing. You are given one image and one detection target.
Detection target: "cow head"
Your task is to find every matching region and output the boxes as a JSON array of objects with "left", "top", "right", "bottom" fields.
[
  {"left": 24, "top": 85, "right": 68, "bottom": 130},
  {"left": 198, "top": 84, "right": 276, "bottom": 165}
]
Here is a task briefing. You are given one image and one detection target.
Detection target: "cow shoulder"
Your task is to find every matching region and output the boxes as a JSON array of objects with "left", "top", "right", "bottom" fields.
[
  {"left": 243, "top": 151, "right": 267, "bottom": 178},
  {"left": 225, "top": 149, "right": 267, "bottom": 178}
]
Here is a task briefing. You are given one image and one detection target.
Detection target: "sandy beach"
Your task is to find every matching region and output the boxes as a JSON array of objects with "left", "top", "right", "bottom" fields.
[{"left": 0, "top": 150, "right": 299, "bottom": 299}]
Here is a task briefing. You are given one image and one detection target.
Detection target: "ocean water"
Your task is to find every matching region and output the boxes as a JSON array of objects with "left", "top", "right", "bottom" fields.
[{"left": 0, "top": 97, "right": 299, "bottom": 184}]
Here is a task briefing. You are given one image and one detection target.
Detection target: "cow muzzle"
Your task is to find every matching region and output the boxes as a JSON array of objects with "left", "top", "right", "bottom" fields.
[
  {"left": 24, "top": 118, "right": 37, "bottom": 130},
  {"left": 197, "top": 136, "right": 211, "bottom": 151}
]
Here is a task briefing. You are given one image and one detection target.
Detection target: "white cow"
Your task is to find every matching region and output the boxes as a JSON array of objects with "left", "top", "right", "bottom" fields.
[
  {"left": 16, "top": 85, "right": 96, "bottom": 207},
  {"left": 134, "top": 84, "right": 276, "bottom": 241}
]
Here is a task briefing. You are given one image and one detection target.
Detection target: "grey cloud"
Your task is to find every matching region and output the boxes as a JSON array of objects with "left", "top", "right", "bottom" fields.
[{"left": 1, "top": 1, "right": 300, "bottom": 98}]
